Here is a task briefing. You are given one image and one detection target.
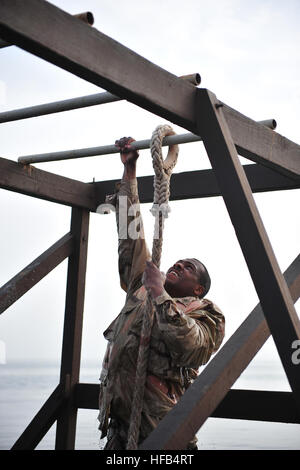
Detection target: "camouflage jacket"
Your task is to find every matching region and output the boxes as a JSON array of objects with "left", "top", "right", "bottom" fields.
[{"left": 98, "top": 178, "right": 225, "bottom": 441}]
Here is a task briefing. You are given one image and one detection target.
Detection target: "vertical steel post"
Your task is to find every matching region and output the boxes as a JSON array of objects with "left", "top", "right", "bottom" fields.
[
  {"left": 55, "top": 207, "right": 90, "bottom": 449},
  {"left": 196, "top": 88, "right": 300, "bottom": 411}
]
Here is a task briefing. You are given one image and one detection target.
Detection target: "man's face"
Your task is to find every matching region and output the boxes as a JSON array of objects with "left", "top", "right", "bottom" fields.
[{"left": 164, "top": 259, "right": 203, "bottom": 298}]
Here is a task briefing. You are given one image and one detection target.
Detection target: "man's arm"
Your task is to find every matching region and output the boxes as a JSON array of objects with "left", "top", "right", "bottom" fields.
[
  {"left": 154, "top": 297, "right": 225, "bottom": 368},
  {"left": 114, "top": 137, "right": 151, "bottom": 295}
]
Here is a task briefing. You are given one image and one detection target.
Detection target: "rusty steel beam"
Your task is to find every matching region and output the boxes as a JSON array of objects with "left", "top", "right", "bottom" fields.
[
  {"left": 196, "top": 89, "right": 300, "bottom": 407},
  {"left": 212, "top": 389, "right": 300, "bottom": 424},
  {"left": 74, "top": 383, "right": 300, "bottom": 424},
  {"left": 140, "top": 253, "right": 300, "bottom": 450},
  {"left": 74, "top": 383, "right": 99, "bottom": 410},
  {"left": 0, "top": 156, "right": 297, "bottom": 216},
  {"left": 2, "top": 156, "right": 297, "bottom": 220},
  {"left": 0, "top": 232, "right": 73, "bottom": 315},
  {"left": 55, "top": 208, "right": 90, "bottom": 450},
  {"left": 222, "top": 104, "right": 300, "bottom": 181},
  {"left": 94, "top": 164, "right": 300, "bottom": 208},
  {"left": 0, "top": 157, "right": 96, "bottom": 210},
  {"left": 0, "top": 0, "right": 299, "bottom": 180},
  {"left": 0, "top": 10, "right": 94, "bottom": 49}
]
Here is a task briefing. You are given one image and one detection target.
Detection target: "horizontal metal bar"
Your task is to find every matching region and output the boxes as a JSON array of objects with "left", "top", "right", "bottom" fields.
[
  {"left": 73, "top": 12, "right": 94, "bottom": 26},
  {"left": 258, "top": 119, "right": 277, "bottom": 129},
  {"left": 0, "top": 74, "right": 201, "bottom": 124},
  {"left": 17, "top": 133, "right": 200, "bottom": 164},
  {"left": 0, "top": 72, "right": 200, "bottom": 124},
  {"left": 18, "top": 120, "right": 277, "bottom": 165},
  {"left": 0, "top": 91, "right": 120, "bottom": 123},
  {"left": 179, "top": 73, "right": 201, "bottom": 86},
  {"left": 0, "top": 232, "right": 73, "bottom": 315}
]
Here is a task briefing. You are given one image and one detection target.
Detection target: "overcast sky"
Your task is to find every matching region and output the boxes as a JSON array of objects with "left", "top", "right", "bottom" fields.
[{"left": 0, "top": 0, "right": 299, "bottom": 386}]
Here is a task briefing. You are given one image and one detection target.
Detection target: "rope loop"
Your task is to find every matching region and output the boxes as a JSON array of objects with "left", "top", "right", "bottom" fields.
[
  {"left": 150, "top": 125, "right": 179, "bottom": 223},
  {"left": 151, "top": 124, "right": 179, "bottom": 178},
  {"left": 126, "top": 124, "right": 179, "bottom": 450}
]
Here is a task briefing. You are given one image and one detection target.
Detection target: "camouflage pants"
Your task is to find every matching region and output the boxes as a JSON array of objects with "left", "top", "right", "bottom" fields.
[
  {"left": 104, "top": 419, "right": 128, "bottom": 450},
  {"left": 103, "top": 418, "right": 198, "bottom": 450}
]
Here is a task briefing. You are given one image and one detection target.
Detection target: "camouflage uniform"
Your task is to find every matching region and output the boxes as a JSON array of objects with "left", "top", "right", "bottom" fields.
[{"left": 98, "top": 178, "right": 225, "bottom": 449}]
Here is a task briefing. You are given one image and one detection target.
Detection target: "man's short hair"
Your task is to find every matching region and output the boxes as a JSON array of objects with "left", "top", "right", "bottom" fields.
[{"left": 188, "top": 258, "right": 211, "bottom": 298}]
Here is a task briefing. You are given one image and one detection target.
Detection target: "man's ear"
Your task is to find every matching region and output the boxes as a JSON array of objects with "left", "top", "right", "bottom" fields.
[{"left": 194, "top": 284, "right": 204, "bottom": 297}]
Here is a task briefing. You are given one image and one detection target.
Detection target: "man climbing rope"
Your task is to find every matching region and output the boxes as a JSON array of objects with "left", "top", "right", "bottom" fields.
[{"left": 98, "top": 136, "right": 225, "bottom": 450}]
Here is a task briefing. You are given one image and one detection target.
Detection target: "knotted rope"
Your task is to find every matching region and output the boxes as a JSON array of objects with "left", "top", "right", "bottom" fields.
[{"left": 126, "top": 124, "right": 179, "bottom": 450}]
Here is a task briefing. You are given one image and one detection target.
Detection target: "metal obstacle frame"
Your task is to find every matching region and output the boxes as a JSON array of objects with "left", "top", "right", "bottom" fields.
[{"left": 0, "top": 0, "right": 299, "bottom": 450}]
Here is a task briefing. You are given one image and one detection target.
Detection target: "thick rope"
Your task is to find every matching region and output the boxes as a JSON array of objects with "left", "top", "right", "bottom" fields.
[{"left": 126, "top": 125, "right": 179, "bottom": 450}]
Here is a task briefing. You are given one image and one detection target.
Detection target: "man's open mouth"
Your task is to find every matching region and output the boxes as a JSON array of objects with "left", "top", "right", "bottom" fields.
[{"left": 167, "top": 270, "right": 180, "bottom": 279}]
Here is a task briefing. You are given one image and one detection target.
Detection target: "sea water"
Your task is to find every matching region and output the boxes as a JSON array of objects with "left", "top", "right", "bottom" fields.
[{"left": 0, "top": 358, "right": 299, "bottom": 450}]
